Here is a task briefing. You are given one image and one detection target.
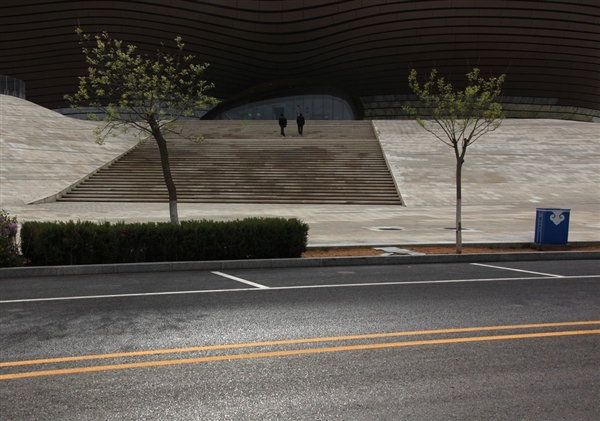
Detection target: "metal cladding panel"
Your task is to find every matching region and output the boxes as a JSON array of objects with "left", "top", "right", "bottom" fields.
[{"left": 1, "top": 0, "right": 599, "bottom": 111}]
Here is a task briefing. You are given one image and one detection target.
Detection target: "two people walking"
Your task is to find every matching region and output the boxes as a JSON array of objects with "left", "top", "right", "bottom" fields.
[{"left": 278, "top": 113, "right": 305, "bottom": 137}]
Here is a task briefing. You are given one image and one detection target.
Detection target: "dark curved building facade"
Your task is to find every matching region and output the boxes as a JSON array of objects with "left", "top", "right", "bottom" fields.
[{"left": 1, "top": 0, "right": 599, "bottom": 120}]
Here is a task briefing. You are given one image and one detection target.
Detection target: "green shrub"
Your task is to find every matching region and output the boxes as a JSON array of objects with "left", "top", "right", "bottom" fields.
[
  {"left": 20, "top": 218, "right": 308, "bottom": 266},
  {"left": 0, "top": 209, "right": 21, "bottom": 267}
]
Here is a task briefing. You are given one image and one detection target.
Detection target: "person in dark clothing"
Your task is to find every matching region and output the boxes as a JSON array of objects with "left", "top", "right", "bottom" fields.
[
  {"left": 278, "top": 114, "right": 287, "bottom": 136},
  {"left": 296, "top": 113, "right": 305, "bottom": 136}
]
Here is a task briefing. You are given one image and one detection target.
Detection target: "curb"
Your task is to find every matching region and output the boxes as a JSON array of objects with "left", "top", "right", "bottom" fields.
[
  {"left": 1, "top": 251, "right": 599, "bottom": 279},
  {"left": 305, "top": 241, "right": 600, "bottom": 250}
]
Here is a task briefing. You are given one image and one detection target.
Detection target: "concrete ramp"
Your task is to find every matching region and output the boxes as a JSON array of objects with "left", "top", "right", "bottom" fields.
[{"left": 0, "top": 95, "right": 138, "bottom": 206}]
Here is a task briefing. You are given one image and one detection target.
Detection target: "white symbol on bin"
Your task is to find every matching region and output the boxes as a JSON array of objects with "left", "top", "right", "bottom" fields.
[{"left": 549, "top": 210, "right": 566, "bottom": 226}]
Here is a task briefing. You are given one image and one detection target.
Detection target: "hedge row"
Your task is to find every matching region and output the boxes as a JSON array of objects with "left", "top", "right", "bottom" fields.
[{"left": 20, "top": 218, "right": 308, "bottom": 266}]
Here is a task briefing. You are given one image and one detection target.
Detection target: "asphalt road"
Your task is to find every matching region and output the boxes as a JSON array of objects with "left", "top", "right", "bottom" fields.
[{"left": 1, "top": 259, "right": 599, "bottom": 420}]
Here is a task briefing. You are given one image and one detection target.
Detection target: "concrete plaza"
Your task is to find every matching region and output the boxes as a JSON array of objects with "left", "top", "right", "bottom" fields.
[{"left": 1, "top": 95, "right": 599, "bottom": 247}]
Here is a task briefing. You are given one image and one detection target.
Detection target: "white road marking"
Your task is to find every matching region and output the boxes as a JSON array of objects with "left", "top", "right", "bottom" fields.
[
  {"left": 0, "top": 288, "right": 254, "bottom": 303},
  {"left": 471, "top": 263, "right": 564, "bottom": 277},
  {"left": 1, "top": 275, "right": 598, "bottom": 304},
  {"left": 211, "top": 271, "right": 270, "bottom": 289}
]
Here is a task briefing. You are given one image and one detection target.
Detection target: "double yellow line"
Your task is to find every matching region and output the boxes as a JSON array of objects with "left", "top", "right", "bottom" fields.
[{"left": 2, "top": 321, "right": 599, "bottom": 380}]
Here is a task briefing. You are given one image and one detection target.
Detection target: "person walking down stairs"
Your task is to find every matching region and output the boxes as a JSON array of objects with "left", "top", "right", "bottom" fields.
[
  {"left": 296, "top": 113, "right": 305, "bottom": 136},
  {"left": 278, "top": 114, "right": 287, "bottom": 137}
]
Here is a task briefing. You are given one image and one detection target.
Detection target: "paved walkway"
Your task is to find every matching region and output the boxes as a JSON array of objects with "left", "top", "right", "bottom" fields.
[{"left": 1, "top": 95, "right": 599, "bottom": 247}]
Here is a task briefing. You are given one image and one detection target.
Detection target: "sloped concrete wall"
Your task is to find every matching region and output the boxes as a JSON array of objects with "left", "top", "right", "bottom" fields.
[{"left": 0, "top": 95, "right": 139, "bottom": 206}]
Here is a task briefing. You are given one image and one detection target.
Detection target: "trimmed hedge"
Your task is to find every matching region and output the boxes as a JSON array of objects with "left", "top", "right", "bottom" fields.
[{"left": 20, "top": 218, "right": 308, "bottom": 266}]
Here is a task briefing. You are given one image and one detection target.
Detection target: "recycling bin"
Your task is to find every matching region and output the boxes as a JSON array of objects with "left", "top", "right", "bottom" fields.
[{"left": 534, "top": 208, "right": 570, "bottom": 244}]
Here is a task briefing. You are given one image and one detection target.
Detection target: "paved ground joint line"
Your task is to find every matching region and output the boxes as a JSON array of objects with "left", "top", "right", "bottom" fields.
[
  {"left": 471, "top": 263, "right": 564, "bottom": 277},
  {"left": 211, "top": 271, "right": 269, "bottom": 289}
]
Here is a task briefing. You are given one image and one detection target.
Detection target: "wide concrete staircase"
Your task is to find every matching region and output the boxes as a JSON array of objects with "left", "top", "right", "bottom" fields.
[{"left": 58, "top": 120, "right": 402, "bottom": 205}]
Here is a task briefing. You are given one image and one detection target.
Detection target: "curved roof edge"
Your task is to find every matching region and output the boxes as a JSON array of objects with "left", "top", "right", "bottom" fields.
[{"left": 202, "top": 79, "right": 364, "bottom": 120}]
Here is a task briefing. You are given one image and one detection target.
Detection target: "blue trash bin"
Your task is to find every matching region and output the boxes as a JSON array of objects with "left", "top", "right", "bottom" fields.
[{"left": 534, "top": 208, "right": 570, "bottom": 244}]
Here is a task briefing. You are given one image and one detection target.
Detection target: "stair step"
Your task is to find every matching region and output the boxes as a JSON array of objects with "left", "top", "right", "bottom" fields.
[{"left": 59, "top": 121, "right": 402, "bottom": 205}]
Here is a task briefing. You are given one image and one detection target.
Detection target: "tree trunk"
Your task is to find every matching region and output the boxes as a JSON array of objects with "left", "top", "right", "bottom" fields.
[
  {"left": 455, "top": 156, "right": 463, "bottom": 254},
  {"left": 149, "top": 117, "right": 179, "bottom": 225}
]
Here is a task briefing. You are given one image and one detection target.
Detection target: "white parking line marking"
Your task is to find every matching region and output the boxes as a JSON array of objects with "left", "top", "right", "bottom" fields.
[
  {"left": 0, "top": 288, "right": 255, "bottom": 303},
  {"left": 211, "top": 271, "right": 270, "bottom": 289},
  {"left": 1, "top": 275, "right": 598, "bottom": 304},
  {"left": 471, "top": 263, "right": 564, "bottom": 277}
]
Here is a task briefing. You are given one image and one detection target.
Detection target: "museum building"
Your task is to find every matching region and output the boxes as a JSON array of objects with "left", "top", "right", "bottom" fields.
[{"left": 1, "top": 0, "right": 599, "bottom": 121}]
